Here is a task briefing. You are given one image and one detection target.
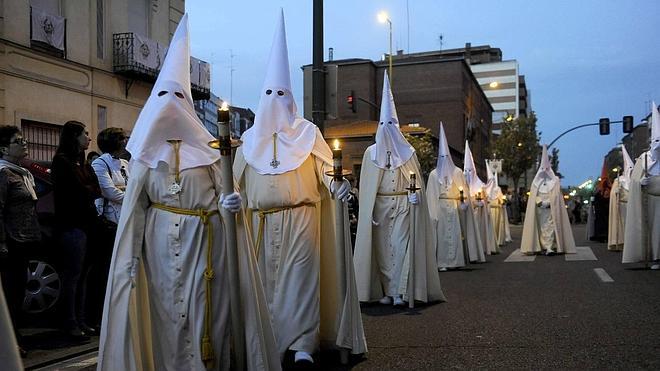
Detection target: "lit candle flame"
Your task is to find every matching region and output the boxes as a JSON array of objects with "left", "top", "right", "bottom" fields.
[
  {"left": 333, "top": 139, "right": 340, "bottom": 150},
  {"left": 220, "top": 101, "right": 229, "bottom": 111},
  {"left": 458, "top": 186, "right": 463, "bottom": 191}
]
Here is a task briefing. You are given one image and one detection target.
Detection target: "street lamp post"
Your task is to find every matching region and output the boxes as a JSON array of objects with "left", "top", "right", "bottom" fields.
[{"left": 377, "top": 11, "right": 393, "bottom": 84}]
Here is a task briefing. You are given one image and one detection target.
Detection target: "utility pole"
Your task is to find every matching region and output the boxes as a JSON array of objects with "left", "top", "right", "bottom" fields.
[
  {"left": 312, "top": 0, "right": 325, "bottom": 133},
  {"left": 229, "top": 49, "right": 235, "bottom": 104}
]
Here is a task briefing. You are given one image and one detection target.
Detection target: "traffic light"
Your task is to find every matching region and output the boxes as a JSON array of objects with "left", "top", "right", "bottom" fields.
[
  {"left": 347, "top": 90, "right": 357, "bottom": 113},
  {"left": 622, "top": 115, "right": 634, "bottom": 133},
  {"left": 599, "top": 118, "right": 610, "bottom": 135}
]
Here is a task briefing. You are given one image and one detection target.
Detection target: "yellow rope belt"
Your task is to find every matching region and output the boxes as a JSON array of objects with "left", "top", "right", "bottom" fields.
[
  {"left": 252, "top": 202, "right": 316, "bottom": 259},
  {"left": 377, "top": 191, "right": 408, "bottom": 196},
  {"left": 150, "top": 202, "right": 219, "bottom": 368}
]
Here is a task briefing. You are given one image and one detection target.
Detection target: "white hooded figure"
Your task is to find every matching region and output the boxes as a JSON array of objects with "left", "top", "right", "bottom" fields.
[
  {"left": 232, "top": 10, "right": 366, "bottom": 364},
  {"left": 98, "top": 14, "right": 280, "bottom": 371},
  {"left": 608, "top": 144, "right": 634, "bottom": 251},
  {"left": 464, "top": 141, "right": 498, "bottom": 255},
  {"left": 354, "top": 70, "right": 446, "bottom": 306},
  {"left": 427, "top": 123, "right": 484, "bottom": 270},
  {"left": 623, "top": 102, "right": 660, "bottom": 269},
  {"left": 485, "top": 160, "right": 512, "bottom": 247},
  {"left": 520, "top": 145, "right": 576, "bottom": 255}
]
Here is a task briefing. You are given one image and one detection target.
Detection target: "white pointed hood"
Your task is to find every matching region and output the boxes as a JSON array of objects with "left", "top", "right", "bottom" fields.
[
  {"left": 434, "top": 122, "right": 456, "bottom": 186},
  {"left": 240, "top": 9, "right": 319, "bottom": 175},
  {"left": 650, "top": 101, "right": 660, "bottom": 171},
  {"left": 619, "top": 144, "right": 634, "bottom": 190},
  {"left": 532, "top": 145, "right": 557, "bottom": 191},
  {"left": 370, "top": 70, "right": 415, "bottom": 170},
  {"left": 126, "top": 14, "right": 219, "bottom": 170},
  {"left": 484, "top": 159, "right": 502, "bottom": 199},
  {"left": 463, "top": 141, "right": 485, "bottom": 196}
]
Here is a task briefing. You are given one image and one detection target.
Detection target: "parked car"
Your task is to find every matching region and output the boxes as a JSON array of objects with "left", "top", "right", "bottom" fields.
[{"left": 19, "top": 159, "right": 61, "bottom": 320}]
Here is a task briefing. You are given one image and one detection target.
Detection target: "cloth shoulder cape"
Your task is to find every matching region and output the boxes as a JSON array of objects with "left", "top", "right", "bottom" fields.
[
  {"left": 233, "top": 129, "right": 367, "bottom": 355},
  {"left": 97, "top": 160, "right": 281, "bottom": 371},
  {"left": 520, "top": 177, "right": 576, "bottom": 254},
  {"left": 354, "top": 146, "right": 446, "bottom": 303},
  {"left": 622, "top": 152, "right": 653, "bottom": 263}
]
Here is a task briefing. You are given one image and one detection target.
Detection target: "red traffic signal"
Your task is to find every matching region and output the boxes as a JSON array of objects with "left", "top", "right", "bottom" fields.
[{"left": 347, "top": 90, "right": 357, "bottom": 113}]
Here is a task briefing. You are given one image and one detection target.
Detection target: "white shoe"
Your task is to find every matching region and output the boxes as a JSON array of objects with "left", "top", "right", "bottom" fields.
[
  {"left": 651, "top": 264, "right": 660, "bottom": 270},
  {"left": 379, "top": 296, "right": 392, "bottom": 305},
  {"left": 393, "top": 296, "right": 405, "bottom": 306},
  {"left": 294, "top": 351, "right": 314, "bottom": 363},
  {"left": 439, "top": 267, "right": 448, "bottom": 272}
]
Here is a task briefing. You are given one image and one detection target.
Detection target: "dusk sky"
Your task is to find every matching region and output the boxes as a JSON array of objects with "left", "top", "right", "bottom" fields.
[{"left": 185, "top": 0, "right": 660, "bottom": 187}]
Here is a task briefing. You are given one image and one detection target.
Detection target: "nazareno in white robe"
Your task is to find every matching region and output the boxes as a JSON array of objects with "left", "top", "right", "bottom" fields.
[
  {"left": 622, "top": 152, "right": 660, "bottom": 264},
  {"left": 98, "top": 160, "right": 280, "bottom": 371},
  {"left": 233, "top": 130, "right": 367, "bottom": 357},
  {"left": 427, "top": 167, "right": 483, "bottom": 269},
  {"left": 520, "top": 177, "right": 577, "bottom": 255},
  {"left": 354, "top": 146, "right": 446, "bottom": 303},
  {"left": 608, "top": 178, "right": 628, "bottom": 251}
]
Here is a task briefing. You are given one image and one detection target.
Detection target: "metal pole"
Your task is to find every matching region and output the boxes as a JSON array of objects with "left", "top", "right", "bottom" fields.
[
  {"left": 407, "top": 173, "right": 419, "bottom": 309},
  {"left": 312, "top": 0, "right": 325, "bottom": 133},
  {"left": 388, "top": 19, "right": 393, "bottom": 86},
  {"left": 211, "top": 108, "right": 244, "bottom": 369}
]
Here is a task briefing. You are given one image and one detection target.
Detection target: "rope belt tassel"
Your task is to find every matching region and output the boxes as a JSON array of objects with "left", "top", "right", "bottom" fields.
[{"left": 151, "top": 202, "right": 219, "bottom": 368}]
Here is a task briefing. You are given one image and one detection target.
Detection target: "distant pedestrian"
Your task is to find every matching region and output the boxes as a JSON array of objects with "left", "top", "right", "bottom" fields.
[
  {"left": 0, "top": 125, "right": 41, "bottom": 357},
  {"left": 608, "top": 144, "right": 634, "bottom": 251}
]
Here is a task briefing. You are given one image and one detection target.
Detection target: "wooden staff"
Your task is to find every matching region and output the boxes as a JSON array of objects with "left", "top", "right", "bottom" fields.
[
  {"left": 643, "top": 152, "right": 650, "bottom": 268},
  {"left": 406, "top": 171, "right": 420, "bottom": 309},
  {"left": 457, "top": 186, "right": 470, "bottom": 267},
  {"left": 209, "top": 104, "right": 244, "bottom": 369}
]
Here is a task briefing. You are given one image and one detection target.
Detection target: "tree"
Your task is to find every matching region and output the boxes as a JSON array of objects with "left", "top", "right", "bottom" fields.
[
  {"left": 493, "top": 112, "right": 541, "bottom": 193},
  {"left": 403, "top": 130, "right": 436, "bottom": 181},
  {"left": 550, "top": 147, "right": 563, "bottom": 179}
]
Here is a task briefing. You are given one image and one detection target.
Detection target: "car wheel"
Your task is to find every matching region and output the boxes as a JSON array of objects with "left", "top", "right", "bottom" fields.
[{"left": 23, "top": 260, "right": 61, "bottom": 314}]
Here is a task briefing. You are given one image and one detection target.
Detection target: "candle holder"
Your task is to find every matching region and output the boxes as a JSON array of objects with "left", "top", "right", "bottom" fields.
[
  {"left": 325, "top": 140, "right": 352, "bottom": 184},
  {"left": 458, "top": 186, "right": 465, "bottom": 203},
  {"left": 406, "top": 172, "right": 420, "bottom": 193}
]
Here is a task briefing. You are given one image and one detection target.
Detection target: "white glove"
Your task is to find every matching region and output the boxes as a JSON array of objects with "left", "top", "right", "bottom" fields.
[
  {"left": 220, "top": 192, "right": 242, "bottom": 213},
  {"left": 408, "top": 192, "right": 419, "bottom": 205},
  {"left": 372, "top": 219, "right": 380, "bottom": 226},
  {"left": 640, "top": 176, "right": 650, "bottom": 186},
  {"left": 475, "top": 200, "right": 484, "bottom": 208},
  {"left": 541, "top": 201, "right": 551, "bottom": 208},
  {"left": 130, "top": 257, "right": 140, "bottom": 288},
  {"left": 330, "top": 179, "right": 351, "bottom": 202},
  {"left": 459, "top": 202, "right": 469, "bottom": 211}
]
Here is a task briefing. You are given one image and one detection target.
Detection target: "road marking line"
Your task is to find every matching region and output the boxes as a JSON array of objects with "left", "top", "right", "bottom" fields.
[
  {"left": 593, "top": 268, "right": 614, "bottom": 282},
  {"left": 565, "top": 246, "right": 597, "bottom": 261},
  {"left": 504, "top": 249, "right": 536, "bottom": 262}
]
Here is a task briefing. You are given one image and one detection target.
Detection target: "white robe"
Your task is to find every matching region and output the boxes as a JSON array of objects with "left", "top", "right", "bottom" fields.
[
  {"left": 622, "top": 153, "right": 660, "bottom": 263},
  {"left": 427, "top": 167, "right": 482, "bottom": 269},
  {"left": 354, "top": 147, "right": 446, "bottom": 303},
  {"left": 608, "top": 178, "right": 628, "bottom": 251},
  {"left": 98, "top": 160, "right": 280, "bottom": 371},
  {"left": 473, "top": 196, "right": 498, "bottom": 255},
  {"left": 0, "top": 277, "right": 21, "bottom": 371},
  {"left": 234, "top": 138, "right": 367, "bottom": 357},
  {"left": 520, "top": 178, "right": 576, "bottom": 255}
]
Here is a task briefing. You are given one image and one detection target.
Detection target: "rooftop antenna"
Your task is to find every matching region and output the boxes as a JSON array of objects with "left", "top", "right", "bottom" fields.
[
  {"left": 229, "top": 49, "right": 235, "bottom": 104},
  {"left": 406, "top": 0, "right": 410, "bottom": 53},
  {"left": 438, "top": 34, "right": 444, "bottom": 50}
]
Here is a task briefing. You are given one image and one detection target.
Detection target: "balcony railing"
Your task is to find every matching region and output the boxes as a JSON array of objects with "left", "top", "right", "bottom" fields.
[{"left": 113, "top": 32, "right": 210, "bottom": 100}]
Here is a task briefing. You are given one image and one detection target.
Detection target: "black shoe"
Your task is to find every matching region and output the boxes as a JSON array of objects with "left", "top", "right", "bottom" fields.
[
  {"left": 64, "top": 327, "right": 91, "bottom": 342},
  {"left": 80, "top": 323, "right": 98, "bottom": 336}
]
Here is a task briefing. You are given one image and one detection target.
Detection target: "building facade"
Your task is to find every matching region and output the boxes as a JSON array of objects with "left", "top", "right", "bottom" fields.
[
  {"left": 0, "top": 0, "right": 210, "bottom": 161},
  {"left": 303, "top": 57, "right": 493, "bottom": 179}
]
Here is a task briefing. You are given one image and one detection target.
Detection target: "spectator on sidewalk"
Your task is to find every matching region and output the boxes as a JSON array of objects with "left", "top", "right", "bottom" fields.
[
  {"left": 51, "top": 121, "right": 100, "bottom": 341},
  {"left": 0, "top": 125, "right": 41, "bottom": 357}
]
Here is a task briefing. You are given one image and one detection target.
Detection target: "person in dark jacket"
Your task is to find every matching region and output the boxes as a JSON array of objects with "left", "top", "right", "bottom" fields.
[
  {"left": 51, "top": 121, "right": 100, "bottom": 340},
  {"left": 0, "top": 125, "right": 41, "bottom": 357}
]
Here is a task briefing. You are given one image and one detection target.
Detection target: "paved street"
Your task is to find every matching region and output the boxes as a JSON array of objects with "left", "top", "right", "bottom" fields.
[{"left": 25, "top": 223, "right": 660, "bottom": 370}]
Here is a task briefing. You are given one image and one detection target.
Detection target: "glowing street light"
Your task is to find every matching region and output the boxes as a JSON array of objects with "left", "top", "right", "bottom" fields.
[{"left": 377, "top": 10, "right": 393, "bottom": 83}]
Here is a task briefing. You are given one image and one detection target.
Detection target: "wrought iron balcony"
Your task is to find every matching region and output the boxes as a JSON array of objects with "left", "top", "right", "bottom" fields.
[{"left": 112, "top": 32, "right": 210, "bottom": 100}]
